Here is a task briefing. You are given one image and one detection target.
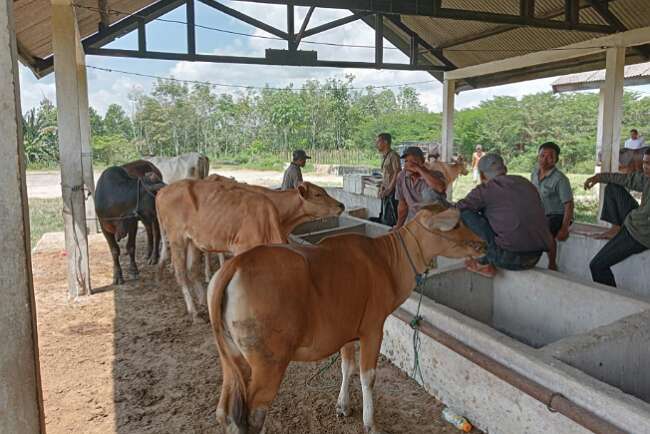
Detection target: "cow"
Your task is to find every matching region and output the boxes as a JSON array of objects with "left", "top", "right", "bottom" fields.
[
  {"left": 155, "top": 177, "right": 344, "bottom": 322},
  {"left": 144, "top": 152, "right": 209, "bottom": 184},
  {"left": 426, "top": 155, "right": 468, "bottom": 184},
  {"left": 207, "top": 204, "right": 485, "bottom": 433},
  {"left": 95, "top": 165, "right": 166, "bottom": 285}
]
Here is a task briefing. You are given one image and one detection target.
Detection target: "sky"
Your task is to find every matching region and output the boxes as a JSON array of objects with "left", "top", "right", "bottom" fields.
[{"left": 17, "top": 1, "right": 650, "bottom": 116}]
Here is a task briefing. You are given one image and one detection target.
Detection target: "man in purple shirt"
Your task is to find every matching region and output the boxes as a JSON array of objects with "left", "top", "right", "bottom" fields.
[
  {"left": 456, "top": 153, "right": 556, "bottom": 277},
  {"left": 394, "top": 146, "right": 447, "bottom": 228}
]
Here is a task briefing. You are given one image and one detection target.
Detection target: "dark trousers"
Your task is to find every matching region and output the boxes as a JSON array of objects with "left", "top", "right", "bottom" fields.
[
  {"left": 601, "top": 183, "right": 639, "bottom": 226},
  {"left": 547, "top": 214, "right": 564, "bottom": 237},
  {"left": 460, "top": 209, "right": 542, "bottom": 270},
  {"left": 370, "top": 191, "right": 398, "bottom": 227},
  {"left": 590, "top": 227, "right": 647, "bottom": 287}
]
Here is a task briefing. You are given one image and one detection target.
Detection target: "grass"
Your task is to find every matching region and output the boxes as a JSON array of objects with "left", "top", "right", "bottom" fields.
[{"left": 28, "top": 197, "right": 63, "bottom": 248}]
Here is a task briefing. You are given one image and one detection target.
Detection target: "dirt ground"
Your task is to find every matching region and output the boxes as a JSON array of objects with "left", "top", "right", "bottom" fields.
[
  {"left": 26, "top": 168, "right": 342, "bottom": 199},
  {"left": 32, "top": 232, "right": 468, "bottom": 434}
]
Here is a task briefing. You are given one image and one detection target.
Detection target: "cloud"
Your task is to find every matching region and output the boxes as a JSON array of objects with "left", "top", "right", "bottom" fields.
[{"left": 18, "top": 2, "right": 561, "bottom": 116}]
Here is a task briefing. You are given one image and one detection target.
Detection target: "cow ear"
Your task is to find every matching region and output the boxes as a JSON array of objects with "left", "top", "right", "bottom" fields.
[
  {"left": 297, "top": 182, "right": 307, "bottom": 197},
  {"left": 423, "top": 207, "right": 460, "bottom": 232}
]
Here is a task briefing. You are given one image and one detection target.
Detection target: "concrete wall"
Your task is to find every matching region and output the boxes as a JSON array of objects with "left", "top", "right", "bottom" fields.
[
  {"left": 544, "top": 310, "right": 650, "bottom": 404},
  {"left": 538, "top": 225, "right": 650, "bottom": 299},
  {"left": 382, "top": 292, "right": 650, "bottom": 434},
  {"left": 326, "top": 188, "right": 382, "bottom": 218},
  {"left": 492, "top": 269, "right": 650, "bottom": 348},
  {"left": 0, "top": 1, "right": 44, "bottom": 431}
]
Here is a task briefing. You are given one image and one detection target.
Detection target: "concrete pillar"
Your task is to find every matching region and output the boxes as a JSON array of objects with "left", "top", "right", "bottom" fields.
[
  {"left": 0, "top": 0, "right": 45, "bottom": 432},
  {"left": 52, "top": 0, "right": 92, "bottom": 297},
  {"left": 76, "top": 43, "right": 99, "bottom": 233},
  {"left": 441, "top": 79, "right": 456, "bottom": 198},
  {"left": 597, "top": 47, "right": 626, "bottom": 223}
]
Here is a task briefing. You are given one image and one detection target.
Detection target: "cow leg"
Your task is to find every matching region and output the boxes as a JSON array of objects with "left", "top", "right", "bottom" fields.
[
  {"left": 245, "top": 361, "right": 288, "bottom": 434},
  {"left": 144, "top": 222, "right": 154, "bottom": 261},
  {"left": 336, "top": 342, "right": 356, "bottom": 417},
  {"left": 101, "top": 226, "right": 124, "bottom": 285},
  {"left": 359, "top": 332, "right": 385, "bottom": 434},
  {"left": 186, "top": 244, "right": 207, "bottom": 306},
  {"left": 126, "top": 223, "right": 139, "bottom": 279},
  {"left": 204, "top": 253, "right": 211, "bottom": 284},
  {"left": 157, "top": 228, "right": 169, "bottom": 281},
  {"left": 148, "top": 218, "right": 161, "bottom": 265},
  {"left": 171, "top": 241, "right": 200, "bottom": 322}
]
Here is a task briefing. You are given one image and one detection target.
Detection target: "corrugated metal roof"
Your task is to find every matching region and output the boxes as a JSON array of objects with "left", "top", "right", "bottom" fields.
[
  {"left": 11, "top": 0, "right": 650, "bottom": 89},
  {"left": 552, "top": 61, "right": 650, "bottom": 92}
]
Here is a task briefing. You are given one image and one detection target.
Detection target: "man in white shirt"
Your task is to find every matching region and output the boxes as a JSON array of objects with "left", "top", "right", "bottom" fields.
[{"left": 624, "top": 129, "right": 646, "bottom": 150}]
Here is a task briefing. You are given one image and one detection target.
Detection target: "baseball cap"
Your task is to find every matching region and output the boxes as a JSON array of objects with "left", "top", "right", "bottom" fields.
[
  {"left": 292, "top": 150, "right": 311, "bottom": 161},
  {"left": 400, "top": 146, "right": 425, "bottom": 159}
]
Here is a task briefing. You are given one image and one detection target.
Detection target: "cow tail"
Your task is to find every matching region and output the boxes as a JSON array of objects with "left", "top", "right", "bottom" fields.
[
  {"left": 202, "top": 155, "right": 210, "bottom": 178},
  {"left": 157, "top": 224, "right": 169, "bottom": 278},
  {"left": 207, "top": 259, "right": 248, "bottom": 429}
]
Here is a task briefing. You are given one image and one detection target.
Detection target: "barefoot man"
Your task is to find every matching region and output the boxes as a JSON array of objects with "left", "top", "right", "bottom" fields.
[
  {"left": 584, "top": 148, "right": 650, "bottom": 287},
  {"left": 456, "top": 153, "right": 555, "bottom": 277}
]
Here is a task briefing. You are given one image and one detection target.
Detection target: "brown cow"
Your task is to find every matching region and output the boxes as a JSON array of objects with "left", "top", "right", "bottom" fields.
[
  {"left": 156, "top": 178, "right": 344, "bottom": 321},
  {"left": 426, "top": 155, "right": 469, "bottom": 184},
  {"left": 207, "top": 204, "right": 485, "bottom": 433}
]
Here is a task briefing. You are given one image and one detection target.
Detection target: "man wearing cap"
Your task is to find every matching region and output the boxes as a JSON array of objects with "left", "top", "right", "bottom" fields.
[
  {"left": 394, "top": 146, "right": 447, "bottom": 229},
  {"left": 281, "top": 149, "right": 310, "bottom": 190},
  {"left": 531, "top": 142, "right": 574, "bottom": 241},
  {"left": 456, "top": 153, "right": 555, "bottom": 277}
]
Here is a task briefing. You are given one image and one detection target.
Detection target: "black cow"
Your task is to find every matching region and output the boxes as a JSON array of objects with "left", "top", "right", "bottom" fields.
[{"left": 95, "top": 165, "right": 166, "bottom": 284}]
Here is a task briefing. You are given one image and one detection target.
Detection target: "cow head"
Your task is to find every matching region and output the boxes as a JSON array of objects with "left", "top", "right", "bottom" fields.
[
  {"left": 410, "top": 204, "right": 485, "bottom": 259},
  {"left": 296, "top": 182, "right": 345, "bottom": 218},
  {"left": 142, "top": 171, "right": 167, "bottom": 194},
  {"left": 452, "top": 155, "right": 469, "bottom": 175}
]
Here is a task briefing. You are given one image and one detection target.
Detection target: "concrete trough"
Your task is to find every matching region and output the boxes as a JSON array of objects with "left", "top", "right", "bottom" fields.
[{"left": 290, "top": 218, "right": 650, "bottom": 433}]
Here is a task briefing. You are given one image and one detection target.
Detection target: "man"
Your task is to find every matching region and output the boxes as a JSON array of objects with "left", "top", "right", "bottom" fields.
[
  {"left": 531, "top": 142, "right": 574, "bottom": 240},
  {"left": 593, "top": 149, "right": 642, "bottom": 240},
  {"left": 375, "top": 133, "right": 401, "bottom": 226},
  {"left": 281, "top": 149, "right": 309, "bottom": 190},
  {"left": 584, "top": 148, "right": 650, "bottom": 287},
  {"left": 471, "top": 145, "right": 484, "bottom": 184},
  {"left": 624, "top": 129, "right": 646, "bottom": 150},
  {"left": 456, "top": 153, "right": 555, "bottom": 277},
  {"left": 394, "top": 146, "right": 447, "bottom": 229}
]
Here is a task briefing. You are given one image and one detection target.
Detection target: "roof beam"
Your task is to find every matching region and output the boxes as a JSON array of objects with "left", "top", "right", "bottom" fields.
[
  {"left": 446, "top": 25, "right": 650, "bottom": 80},
  {"left": 294, "top": 6, "right": 314, "bottom": 46},
  {"left": 199, "top": 0, "right": 288, "bottom": 39},
  {"left": 232, "top": 0, "right": 616, "bottom": 33},
  {"left": 301, "top": 12, "right": 370, "bottom": 39},
  {"left": 586, "top": 0, "right": 650, "bottom": 59}
]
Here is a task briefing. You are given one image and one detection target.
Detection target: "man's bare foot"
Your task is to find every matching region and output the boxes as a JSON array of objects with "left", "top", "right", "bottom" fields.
[
  {"left": 592, "top": 226, "right": 620, "bottom": 240},
  {"left": 465, "top": 258, "right": 497, "bottom": 278}
]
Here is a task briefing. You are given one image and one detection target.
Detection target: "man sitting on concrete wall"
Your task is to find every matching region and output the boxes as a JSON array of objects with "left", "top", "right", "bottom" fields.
[
  {"left": 592, "top": 149, "right": 645, "bottom": 240},
  {"left": 456, "top": 153, "right": 556, "bottom": 277},
  {"left": 531, "top": 141, "right": 574, "bottom": 269},
  {"left": 584, "top": 148, "right": 650, "bottom": 287},
  {"left": 394, "top": 146, "right": 447, "bottom": 228}
]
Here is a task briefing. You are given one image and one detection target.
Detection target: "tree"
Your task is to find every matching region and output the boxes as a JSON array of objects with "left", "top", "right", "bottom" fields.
[{"left": 104, "top": 103, "right": 133, "bottom": 140}]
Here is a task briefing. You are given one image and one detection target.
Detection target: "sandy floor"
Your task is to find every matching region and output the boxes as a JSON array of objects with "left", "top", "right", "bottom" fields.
[
  {"left": 32, "top": 232, "right": 471, "bottom": 434},
  {"left": 26, "top": 168, "right": 343, "bottom": 199}
]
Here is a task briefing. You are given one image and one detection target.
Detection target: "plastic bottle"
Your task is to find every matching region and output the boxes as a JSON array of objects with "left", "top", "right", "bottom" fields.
[{"left": 441, "top": 407, "right": 473, "bottom": 432}]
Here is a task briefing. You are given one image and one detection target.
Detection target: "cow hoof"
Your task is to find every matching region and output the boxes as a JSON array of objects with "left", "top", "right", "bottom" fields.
[
  {"left": 147, "top": 257, "right": 158, "bottom": 266},
  {"left": 364, "top": 426, "right": 386, "bottom": 434},
  {"left": 336, "top": 403, "right": 352, "bottom": 418}
]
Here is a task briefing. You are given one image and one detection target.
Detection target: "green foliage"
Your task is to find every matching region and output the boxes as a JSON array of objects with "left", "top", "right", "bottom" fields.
[{"left": 21, "top": 79, "right": 650, "bottom": 174}]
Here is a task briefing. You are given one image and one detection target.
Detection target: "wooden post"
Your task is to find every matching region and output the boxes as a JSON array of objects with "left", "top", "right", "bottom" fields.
[
  {"left": 52, "top": 0, "right": 92, "bottom": 297},
  {"left": 0, "top": 0, "right": 45, "bottom": 431},
  {"left": 597, "top": 47, "right": 625, "bottom": 223},
  {"left": 441, "top": 79, "right": 456, "bottom": 199}
]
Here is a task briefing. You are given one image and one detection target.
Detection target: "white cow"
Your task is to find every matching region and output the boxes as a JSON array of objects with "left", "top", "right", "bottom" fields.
[{"left": 144, "top": 152, "right": 209, "bottom": 184}]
